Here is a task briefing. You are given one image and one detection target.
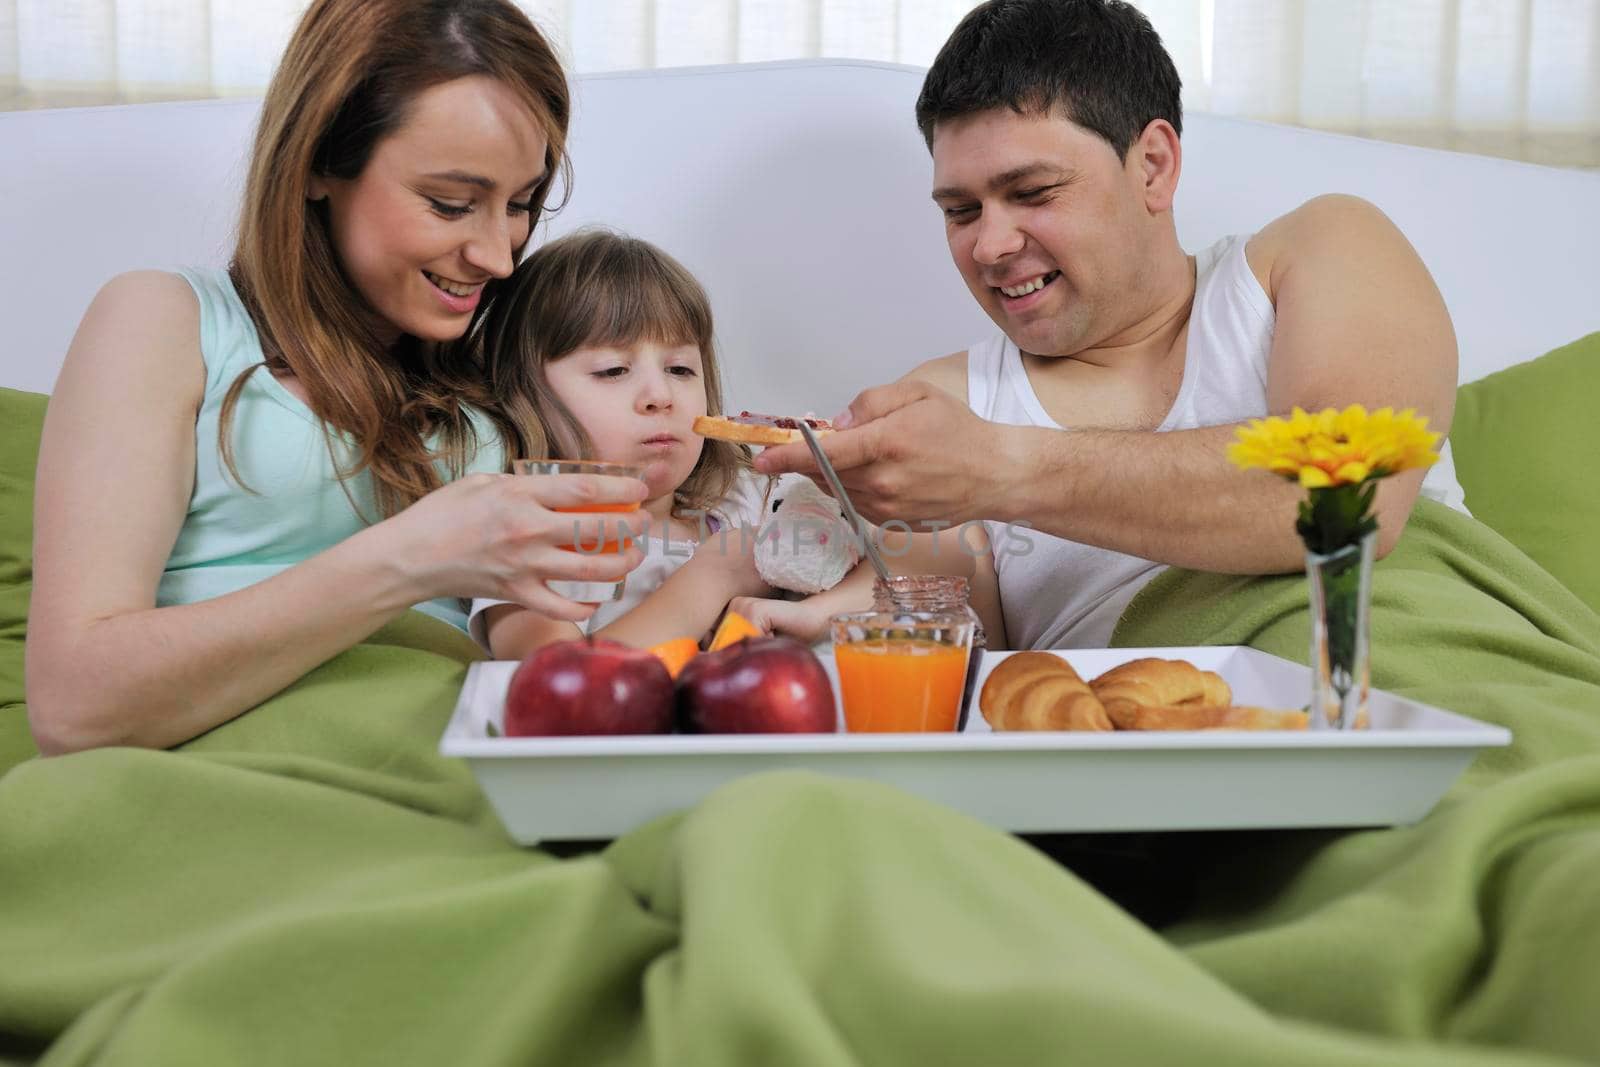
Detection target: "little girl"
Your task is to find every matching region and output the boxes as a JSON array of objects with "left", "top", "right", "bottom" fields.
[{"left": 471, "top": 229, "right": 874, "bottom": 659}]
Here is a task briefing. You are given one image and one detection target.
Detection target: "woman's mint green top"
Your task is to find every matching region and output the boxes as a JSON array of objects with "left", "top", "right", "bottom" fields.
[{"left": 158, "top": 268, "right": 506, "bottom": 632}]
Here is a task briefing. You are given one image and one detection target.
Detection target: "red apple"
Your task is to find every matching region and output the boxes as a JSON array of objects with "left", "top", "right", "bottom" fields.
[
  {"left": 504, "top": 637, "right": 674, "bottom": 736},
  {"left": 677, "top": 636, "right": 838, "bottom": 733}
]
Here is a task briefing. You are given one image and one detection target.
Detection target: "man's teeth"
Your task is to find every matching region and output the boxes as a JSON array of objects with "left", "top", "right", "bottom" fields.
[
  {"left": 1000, "top": 272, "right": 1057, "bottom": 298},
  {"left": 424, "top": 271, "right": 479, "bottom": 298}
]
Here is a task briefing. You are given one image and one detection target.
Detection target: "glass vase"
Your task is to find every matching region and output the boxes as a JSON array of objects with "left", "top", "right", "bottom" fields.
[{"left": 1305, "top": 531, "right": 1376, "bottom": 730}]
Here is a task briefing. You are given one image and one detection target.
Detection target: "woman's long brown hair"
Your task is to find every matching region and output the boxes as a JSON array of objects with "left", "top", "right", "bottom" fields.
[
  {"left": 221, "top": 0, "right": 570, "bottom": 518},
  {"left": 478, "top": 230, "right": 751, "bottom": 520}
]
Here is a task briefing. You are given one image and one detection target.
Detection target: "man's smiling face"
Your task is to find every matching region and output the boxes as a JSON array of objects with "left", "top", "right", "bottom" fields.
[{"left": 931, "top": 107, "right": 1151, "bottom": 358}]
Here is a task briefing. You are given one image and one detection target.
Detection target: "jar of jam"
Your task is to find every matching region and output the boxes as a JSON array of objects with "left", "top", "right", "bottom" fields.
[{"left": 871, "top": 575, "right": 987, "bottom": 729}]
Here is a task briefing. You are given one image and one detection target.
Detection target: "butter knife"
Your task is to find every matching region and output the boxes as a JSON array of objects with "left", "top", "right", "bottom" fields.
[{"left": 796, "top": 420, "right": 893, "bottom": 583}]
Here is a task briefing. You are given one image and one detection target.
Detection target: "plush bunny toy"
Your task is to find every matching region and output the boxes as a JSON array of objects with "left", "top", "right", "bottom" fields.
[{"left": 754, "top": 478, "right": 863, "bottom": 594}]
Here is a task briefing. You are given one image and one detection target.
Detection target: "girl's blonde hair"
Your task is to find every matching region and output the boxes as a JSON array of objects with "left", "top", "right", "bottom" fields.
[
  {"left": 222, "top": 0, "right": 571, "bottom": 517},
  {"left": 478, "top": 229, "right": 751, "bottom": 517}
]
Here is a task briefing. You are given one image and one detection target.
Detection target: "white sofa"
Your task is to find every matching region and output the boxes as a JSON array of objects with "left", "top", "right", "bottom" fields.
[{"left": 3, "top": 58, "right": 1598, "bottom": 409}]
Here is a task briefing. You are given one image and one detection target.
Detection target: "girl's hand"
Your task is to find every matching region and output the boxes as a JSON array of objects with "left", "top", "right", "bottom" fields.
[
  {"left": 690, "top": 525, "right": 773, "bottom": 601},
  {"left": 727, "top": 595, "right": 833, "bottom": 646},
  {"left": 377, "top": 471, "right": 650, "bottom": 621}
]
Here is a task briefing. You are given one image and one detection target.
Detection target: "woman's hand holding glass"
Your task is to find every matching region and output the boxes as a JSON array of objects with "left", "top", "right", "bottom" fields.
[
  {"left": 515, "top": 459, "right": 647, "bottom": 604},
  {"left": 381, "top": 470, "right": 650, "bottom": 620}
]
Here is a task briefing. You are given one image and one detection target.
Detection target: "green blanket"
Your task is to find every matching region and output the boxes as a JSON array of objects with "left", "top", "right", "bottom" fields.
[
  {"left": 1112, "top": 501, "right": 1600, "bottom": 1062},
  {"left": 3, "top": 502, "right": 1599, "bottom": 1066}
]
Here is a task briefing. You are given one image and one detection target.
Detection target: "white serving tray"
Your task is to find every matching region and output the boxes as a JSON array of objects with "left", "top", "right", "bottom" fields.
[{"left": 440, "top": 646, "right": 1511, "bottom": 842}]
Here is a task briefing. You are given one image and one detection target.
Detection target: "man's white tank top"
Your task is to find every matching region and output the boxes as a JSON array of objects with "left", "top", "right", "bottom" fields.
[{"left": 966, "top": 233, "right": 1469, "bottom": 650}]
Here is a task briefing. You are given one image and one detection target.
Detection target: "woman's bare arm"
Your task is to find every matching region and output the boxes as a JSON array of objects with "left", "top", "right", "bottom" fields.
[{"left": 26, "top": 273, "right": 646, "bottom": 753}]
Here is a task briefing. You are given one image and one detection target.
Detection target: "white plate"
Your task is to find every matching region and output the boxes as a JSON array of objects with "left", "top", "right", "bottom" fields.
[{"left": 440, "top": 646, "right": 1511, "bottom": 842}]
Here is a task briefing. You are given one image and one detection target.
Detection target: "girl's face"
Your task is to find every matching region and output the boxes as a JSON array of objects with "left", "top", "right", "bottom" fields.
[
  {"left": 543, "top": 340, "right": 710, "bottom": 505},
  {"left": 309, "top": 75, "right": 549, "bottom": 344}
]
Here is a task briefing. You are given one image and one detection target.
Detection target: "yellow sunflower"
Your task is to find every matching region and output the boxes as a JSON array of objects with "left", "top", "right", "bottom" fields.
[{"left": 1228, "top": 405, "right": 1440, "bottom": 490}]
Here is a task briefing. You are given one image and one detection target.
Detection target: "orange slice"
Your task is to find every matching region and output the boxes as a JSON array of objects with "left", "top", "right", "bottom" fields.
[
  {"left": 648, "top": 637, "right": 700, "bottom": 679},
  {"left": 708, "top": 609, "right": 762, "bottom": 652}
]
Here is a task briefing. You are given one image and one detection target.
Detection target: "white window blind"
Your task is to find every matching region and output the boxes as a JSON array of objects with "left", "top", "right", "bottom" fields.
[{"left": 3, "top": 0, "right": 1596, "bottom": 166}]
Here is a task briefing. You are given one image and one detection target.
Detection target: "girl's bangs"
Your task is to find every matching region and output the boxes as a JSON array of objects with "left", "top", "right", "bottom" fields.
[{"left": 578, "top": 253, "right": 711, "bottom": 355}]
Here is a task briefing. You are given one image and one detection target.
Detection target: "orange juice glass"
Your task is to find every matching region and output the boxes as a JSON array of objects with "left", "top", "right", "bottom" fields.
[
  {"left": 831, "top": 611, "right": 976, "bottom": 732},
  {"left": 513, "top": 459, "right": 646, "bottom": 604}
]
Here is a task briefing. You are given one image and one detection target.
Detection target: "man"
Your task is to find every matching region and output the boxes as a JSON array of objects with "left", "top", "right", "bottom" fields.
[{"left": 756, "top": 0, "right": 1464, "bottom": 650}]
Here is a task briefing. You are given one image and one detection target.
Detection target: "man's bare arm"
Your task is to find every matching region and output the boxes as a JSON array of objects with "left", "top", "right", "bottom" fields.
[
  {"left": 760, "top": 196, "right": 1455, "bottom": 574},
  {"left": 987, "top": 421, "right": 1306, "bottom": 572}
]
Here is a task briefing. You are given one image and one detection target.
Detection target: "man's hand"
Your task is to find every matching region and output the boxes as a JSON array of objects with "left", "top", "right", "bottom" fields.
[{"left": 753, "top": 380, "right": 1008, "bottom": 526}]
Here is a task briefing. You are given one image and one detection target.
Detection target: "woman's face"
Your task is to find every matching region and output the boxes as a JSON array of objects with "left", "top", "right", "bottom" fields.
[{"left": 310, "top": 75, "right": 549, "bottom": 344}]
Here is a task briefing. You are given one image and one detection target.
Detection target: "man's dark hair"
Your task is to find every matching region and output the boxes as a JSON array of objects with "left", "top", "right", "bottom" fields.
[{"left": 915, "top": 0, "right": 1182, "bottom": 160}]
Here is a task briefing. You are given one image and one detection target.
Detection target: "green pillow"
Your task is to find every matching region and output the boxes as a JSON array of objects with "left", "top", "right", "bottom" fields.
[
  {"left": 0, "top": 387, "right": 46, "bottom": 767},
  {"left": 1450, "top": 332, "right": 1600, "bottom": 614}
]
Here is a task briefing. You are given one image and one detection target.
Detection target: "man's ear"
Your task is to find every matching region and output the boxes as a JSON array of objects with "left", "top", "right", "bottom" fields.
[{"left": 1131, "top": 119, "right": 1181, "bottom": 215}]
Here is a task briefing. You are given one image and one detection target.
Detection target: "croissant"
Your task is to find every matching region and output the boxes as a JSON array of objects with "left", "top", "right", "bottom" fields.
[
  {"left": 980, "top": 653, "right": 1306, "bottom": 733},
  {"left": 1090, "top": 657, "right": 1233, "bottom": 712},
  {"left": 1089, "top": 658, "right": 1306, "bottom": 730},
  {"left": 979, "top": 652, "right": 1112, "bottom": 732}
]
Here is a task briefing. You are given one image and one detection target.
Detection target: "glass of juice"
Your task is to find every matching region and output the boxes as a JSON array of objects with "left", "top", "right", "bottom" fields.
[
  {"left": 830, "top": 611, "right": 976, "bottom": 732},
  {"left": 513, "top": 459, "right": 646, "bottom": 604}
]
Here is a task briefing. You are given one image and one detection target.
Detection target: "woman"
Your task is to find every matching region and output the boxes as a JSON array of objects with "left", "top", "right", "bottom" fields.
[{"left": 25, "top": 0, "right": 648, "bottom": 754}]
